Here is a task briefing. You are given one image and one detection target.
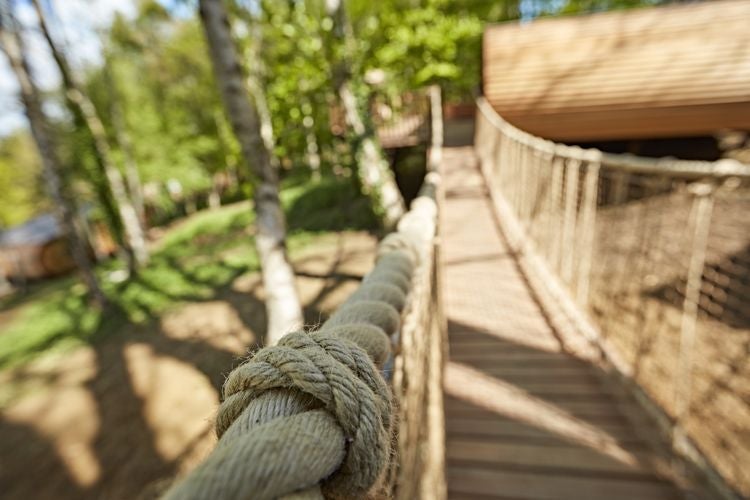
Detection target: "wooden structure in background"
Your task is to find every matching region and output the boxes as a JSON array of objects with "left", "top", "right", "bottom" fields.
[
  {"left": 0, "top": 214, "right": 115, "bottom": 281},
  {"left": 0, "top": 214, "right": 75, "bottom": 280},
  {"left": 483, "top": 0, "right": 750, "bottom": 142}
]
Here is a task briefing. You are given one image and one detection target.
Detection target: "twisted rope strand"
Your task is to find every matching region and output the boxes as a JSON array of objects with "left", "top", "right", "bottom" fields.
[{"left": 163, "top": 176, "right": 440, "bottom": 500}]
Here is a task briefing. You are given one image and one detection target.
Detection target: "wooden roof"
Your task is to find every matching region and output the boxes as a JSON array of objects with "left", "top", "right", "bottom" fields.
[{"left": 482, "top": 0, "right": 750, "bottom": 142}]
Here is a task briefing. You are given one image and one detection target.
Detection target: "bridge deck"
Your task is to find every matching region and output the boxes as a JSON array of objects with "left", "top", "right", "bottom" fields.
[{"left": 440, "top": 146, "right": 683, "bottom": 499}]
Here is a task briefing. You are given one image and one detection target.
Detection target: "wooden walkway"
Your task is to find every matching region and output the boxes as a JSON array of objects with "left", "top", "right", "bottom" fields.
[{"left": 440, "top": 146, "right": 683, "bottom": 500}]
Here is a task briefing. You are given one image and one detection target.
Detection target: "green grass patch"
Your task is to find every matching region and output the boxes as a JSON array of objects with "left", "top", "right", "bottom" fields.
[
  {"left": 0, "top": 178, "right": 378, "bottom": 370},
  {"left": 0, "top": 202, "right": 259, "bottom": 369},
  {"left": 283, "top": 176, "right": 378, "bottom": 233}
]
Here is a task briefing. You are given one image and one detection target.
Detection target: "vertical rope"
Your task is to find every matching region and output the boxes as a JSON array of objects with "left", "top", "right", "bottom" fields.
[
  {"left": 528, "top": 147, "right": 541, "bottom": 232},
  {"left": 493, "top": 130, "right": 504, "bottom": 181},
  {"left": 499, "top": 132, "right": 510, "bottom": 187},
  {"left": 674, "top": 183, "right": 714, "bottom": 433},
  {"left": 575, "top": 158, "right": 601, "bottom": 307},
  {"left": 611, "top": 170, "right": 629, "bottom": 204},
  {"left": 548, "top": 156, "right": 565, "bottom": 272},
  {"left": 509, "top": 139, "right": 520, "bottom": 214},
  {"left": 561, "top": 158, "right": 581, "bottom": 287},
  {"left": 523, "top": 145, "right": 537, "bottom": 230}
]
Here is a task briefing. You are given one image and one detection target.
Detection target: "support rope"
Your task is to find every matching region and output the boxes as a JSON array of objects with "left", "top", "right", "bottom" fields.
[{"left": 162, "top": 173, "right": 440, "bottom": 500}]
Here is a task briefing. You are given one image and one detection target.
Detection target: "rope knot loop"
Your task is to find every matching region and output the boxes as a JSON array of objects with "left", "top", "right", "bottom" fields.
[{"left": 216, "top": 330, "right": 392, "bottom": 498}]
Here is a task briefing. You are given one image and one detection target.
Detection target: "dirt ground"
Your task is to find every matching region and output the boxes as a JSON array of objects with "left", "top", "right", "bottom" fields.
[{"left": 0, "top": 231, "right": 376, "bottom": 500}]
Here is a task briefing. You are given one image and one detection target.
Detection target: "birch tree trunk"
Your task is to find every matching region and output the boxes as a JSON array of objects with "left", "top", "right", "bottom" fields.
[
  {"left": 0, "top": 14, "right": 106, "bottom": 307},
  {"left": 243, "top": 22, "right": 279, "bottom": 170},
  {"left": 326, "top": 0, "right": 405, "bottom": 229},
  {"left": 199, "top": 0, "right": 303, "bottom": 345},
  {"left": 103, "top": 53, "right": 147, "bottom": 227},
  {"left": 246, "top": 76, "right": 279, "bottom": 170},
  {"left": 32, "top": 0, "right": 148, "bottom": 269}
]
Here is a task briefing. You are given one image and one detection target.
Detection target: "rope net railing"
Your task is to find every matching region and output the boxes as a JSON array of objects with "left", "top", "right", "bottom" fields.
[
  {"left": 161, "top": 87, "right": 446, "bottom": 499},
  {"left": 475, "top": 97, "right": 750, "bottom": 498}
]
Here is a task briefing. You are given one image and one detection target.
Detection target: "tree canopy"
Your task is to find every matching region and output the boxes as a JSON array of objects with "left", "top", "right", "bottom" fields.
[{"left": 0, "top": 0, "right": 677, "bottom": 229}]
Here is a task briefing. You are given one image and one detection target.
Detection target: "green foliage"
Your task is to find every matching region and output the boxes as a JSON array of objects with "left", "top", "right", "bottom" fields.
[
  {"left": 557, "top": 0, "right": 663, "bottom": 14},
  {"left": 233, "top": 0, "right": 337, "bottom": 173},
  {"left": 282, "top": 176, "right": 378, "bottom": 232},
  {"left": 70, "top": 4, "right": 239, "bottom": 227},
  {"left": 0, "top": 172, "right": 378, "bottom": 370},
  {"left": 101, "top": 16, "right": 220, "bottom": 194},
  {"left": 156, "top": 201, "right": 254, "bottom": 252},
  {"left": 366, "top": 5, "right": 483, "bottom": 102},
  {"left": 0, "top": 202, "right": 258, "bottom": 369},
  {"left": 1, "top": 0, "right": 676, "bottom": 244},
  {"left": 0, "top": 131, "right": 46, "bottom": 227}
]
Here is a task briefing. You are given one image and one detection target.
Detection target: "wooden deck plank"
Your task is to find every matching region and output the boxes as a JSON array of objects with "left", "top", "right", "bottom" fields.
[
  {"left": 440, "top": 146, "right": 682, "bottom": 499},
  {"left": 447, "top": 466, "right": 678, "bottom": 500},
  {"left": 445, "top": 398, "right": 626, "bottom": 419},
  {"left": 450, "top": 358, "right": 589, "bottom": 369},
  {"left": 449, "top": 351, "right": 581, "bottom": 361},
  {"left": 446, "top": 439, "right": 652, "bottom": 475},
  {"left": 454, "top": 366, "right": 599, "bottom": 381},
  {"left": 446, "top": 417, "right": 643, "bottom": 445}
]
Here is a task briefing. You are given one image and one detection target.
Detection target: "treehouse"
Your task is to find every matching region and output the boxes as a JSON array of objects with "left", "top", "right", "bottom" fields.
[
  {"left": 482, "top": 0, "right": 750, "bottom": 158},
  {"left": 0, "top": 213, "right": 115, "bottom": 281},
  {"left": 0, "top": 214, "right": 75, "bottom": 281}
]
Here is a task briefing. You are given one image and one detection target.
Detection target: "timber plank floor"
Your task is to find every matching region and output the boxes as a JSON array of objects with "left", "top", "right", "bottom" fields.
[{"left": 439, "top": 146, "right": 684, "bottom": 500}]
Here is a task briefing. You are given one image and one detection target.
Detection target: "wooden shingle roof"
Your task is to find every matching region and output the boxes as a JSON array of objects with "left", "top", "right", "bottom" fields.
[{"left": 482, "top": 0, "right": 750, "bottom": 141}]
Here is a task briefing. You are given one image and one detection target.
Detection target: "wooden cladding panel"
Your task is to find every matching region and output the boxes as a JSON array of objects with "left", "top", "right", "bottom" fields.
[{"left": 483, "top": 0, "right": 750, "bottom": 141}]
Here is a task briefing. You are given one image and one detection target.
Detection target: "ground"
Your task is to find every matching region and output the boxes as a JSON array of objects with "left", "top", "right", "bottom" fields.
[{"left": 0, "top": 201, "right": 378, "bottom": 500}]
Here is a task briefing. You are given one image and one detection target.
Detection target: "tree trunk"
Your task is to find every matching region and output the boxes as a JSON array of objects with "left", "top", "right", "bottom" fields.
[
  {"left": 199, "top": 0, "right": 303, "bottom": 345},
  {"left": 103, "top": 53, "right": 147, "bottom": 228},
  {"left": 244, "top": 22, "right": 279, "bottom": 170},
  {"left": 32, "top": 0, "right": 149, "bottom": 269},
  {"left": 326, "top": 0, "right": 405, "bottom": 229},
  {"left": 0, "top": 14, "right": 106, "bottom": 307},
  {"left": 339, "top": 82, "right": 405, "bottom": 227},
  {"left": 247, "top": 77, "right": 276, "bottom": 160}
]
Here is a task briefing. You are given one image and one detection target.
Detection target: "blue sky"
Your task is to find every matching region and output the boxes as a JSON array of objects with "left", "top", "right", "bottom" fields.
[{"left": 0, "top": 0, "right": 138, "bottom": 136}]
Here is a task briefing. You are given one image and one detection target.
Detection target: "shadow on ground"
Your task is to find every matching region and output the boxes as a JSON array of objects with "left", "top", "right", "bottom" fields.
[
  {"left": 443, "top": 318, "right": 700, "bottom": 499},
  {"left": 0, "top": 232, "right": 375, "bottom": 500}
]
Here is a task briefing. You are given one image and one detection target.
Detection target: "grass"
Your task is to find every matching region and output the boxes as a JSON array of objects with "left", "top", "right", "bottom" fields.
[
  {"left": 282, "top": 176, "right": 378, "bottom": 232},
  {"left": 0, "top": 176, "right": 378, "bottom": 370}
]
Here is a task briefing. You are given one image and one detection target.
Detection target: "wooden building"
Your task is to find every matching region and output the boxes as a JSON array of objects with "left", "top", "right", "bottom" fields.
[
  {"left": 0, "top": 213, "right": 115, "bottom": 281},
  {"left": 482, "top": 0, "right": 750, "bottom": 143},
  {"left": 0, "top": 214, "right": 75, "bottom": 281}
]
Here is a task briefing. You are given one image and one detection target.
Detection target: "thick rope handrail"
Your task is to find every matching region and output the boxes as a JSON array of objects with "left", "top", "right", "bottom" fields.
[
  {"left": 162, "top": 173, "right": 440, "bottom": 500},
  {"left": 476, "top": 96, "right": 750, "bottom": 179}
]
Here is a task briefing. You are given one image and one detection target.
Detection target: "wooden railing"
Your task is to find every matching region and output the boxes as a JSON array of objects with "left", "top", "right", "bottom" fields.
[{"left": 475, "top": 96, "right": 750, "bottom": 499}]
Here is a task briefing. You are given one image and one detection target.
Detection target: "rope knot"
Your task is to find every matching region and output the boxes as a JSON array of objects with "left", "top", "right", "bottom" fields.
[{"left": 216, "top": 330, "right": 392, "bottom": 498}]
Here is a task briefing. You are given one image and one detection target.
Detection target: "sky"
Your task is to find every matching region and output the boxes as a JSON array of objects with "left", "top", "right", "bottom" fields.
[{"left": 0, "top": 0, "right": 137, "bottom": 136}]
